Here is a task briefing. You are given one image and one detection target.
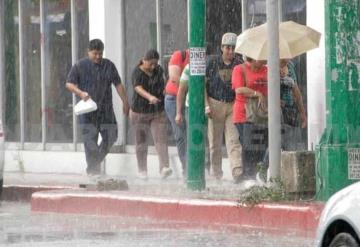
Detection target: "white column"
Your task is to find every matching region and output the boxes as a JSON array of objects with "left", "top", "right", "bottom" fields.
[
  {"left": 119, "top": 0, "right": 127, "bottom": 147},
  {"left": 40, "top": 0, "right": 47, "bottom": 150},
  {"left": 89, "top": 0, "right": 105, "bottom": 46},
  {"left": 71, "top": 0, "right": 78, "bottom": 151},
  {"left": 242, "top": 0, "right": 248, "bottom": 32},
  {"left": 307, "top": 0, "right": 326, "bottom": 150},
  {"left": 90, "top": 0, "right": 126, "bottom": 147}
]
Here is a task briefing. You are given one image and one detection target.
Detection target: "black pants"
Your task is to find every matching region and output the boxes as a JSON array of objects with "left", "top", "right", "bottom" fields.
[
  {"left": 79, "top": 110, "right": 118, "bottom": 174},
  {"left": 235, "top": 122, "right": 268, "bottom": 178}
]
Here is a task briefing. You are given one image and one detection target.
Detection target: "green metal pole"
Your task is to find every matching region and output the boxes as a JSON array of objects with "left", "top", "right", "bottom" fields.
[
  {"left": 187, "top": 0, "right": 206, "bottom": 190},
  {"left": 316, "top": 0, "right": 360, "bottom": 201}
]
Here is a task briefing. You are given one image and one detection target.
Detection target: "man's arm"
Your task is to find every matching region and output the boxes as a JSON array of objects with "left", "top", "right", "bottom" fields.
[
  {"left": 175, "top": 82, "right": 188, "bottom": 125},
  {"left": 115, "top": 83, "right": 130, "bottom": 116},
  {"left": 134, "top": 85, "right": 161, "bottom": 104},
  {"left": 65, "top": 82, "right": 89, "bottom": 101},
  {"left": 292, "top": 84, "right": 307, "bottom": 128}
]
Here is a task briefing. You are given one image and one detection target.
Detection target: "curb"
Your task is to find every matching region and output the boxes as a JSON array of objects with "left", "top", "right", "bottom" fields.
[
  {"left": 1, "top": 185, "right": 73, "bottom": 202},
  {"left": 31, "top": 190, "right": 324, "bottom": 237}
]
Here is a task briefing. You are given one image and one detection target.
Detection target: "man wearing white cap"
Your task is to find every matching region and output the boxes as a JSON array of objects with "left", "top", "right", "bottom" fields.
[{"left": 206, "top": 32, "right": 243, "bottom": 183}]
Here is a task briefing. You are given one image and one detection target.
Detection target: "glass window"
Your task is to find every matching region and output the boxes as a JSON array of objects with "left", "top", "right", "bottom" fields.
[
  {"left": 125, "top": 0, "right": 156, "bottom": 145},
  {"left": 206, "top": 0, "right": 242, "bottom": 55},
  {"left": 75, "top": 0, "right": 90, "bottom": 143},
  {"left": 162, "top": 0, "right": 188, "bottom": 58},
  {"left": 283, "top": 0, "right": 307, "bottom": 149},
  {"left": 44, "top": 0, "right": 72, "bottom": 143},
  {"left": 4, "top": 0, "right": 20, "bottom": 142},
  {"left": 23, "top": 0, "right": 41, "bottom": 142},
  {"left": 76, "top": 0, "right": 89, "bottom": 60}
]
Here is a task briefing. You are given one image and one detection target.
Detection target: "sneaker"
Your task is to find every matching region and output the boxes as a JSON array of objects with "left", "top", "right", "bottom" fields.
[
  {"left": 232, "top": 167, "right": 243, "bottom": 184},
  {"left": 137, "top": 171, "right": 148, "bottom": 180},
  {"left": 160, "top": 167, "right": 172, "bottom": 179},
  {"left": 211, "top": 172, "right": 223, "bottom": 181}
]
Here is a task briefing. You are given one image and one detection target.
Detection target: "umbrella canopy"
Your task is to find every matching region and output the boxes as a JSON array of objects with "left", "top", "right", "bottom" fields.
[{"left": 235, "top": 21, "right": 321, "bottom": 60}]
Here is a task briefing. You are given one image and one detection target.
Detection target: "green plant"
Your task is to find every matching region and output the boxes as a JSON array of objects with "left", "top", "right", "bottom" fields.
[{"left": 238, "top": 178, "right": 288, "bottom": 206}]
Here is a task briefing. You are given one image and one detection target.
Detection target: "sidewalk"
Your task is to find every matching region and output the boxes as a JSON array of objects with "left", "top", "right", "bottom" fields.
[{"left": 2, "top": 172, "right": 324, "bottom": 238}]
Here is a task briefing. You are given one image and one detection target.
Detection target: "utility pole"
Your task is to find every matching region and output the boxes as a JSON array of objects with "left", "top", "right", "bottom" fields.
[
  {"left": 156, "top": 0, "right": 163, "bottom": 67},
  {"left": 187, "top": 0, "right": 206, "bottom": 190},
  {"left": 241, "top": 0, "right": 248, "bottom": 32},
  {"left": 267, "top": 0, "right": 281, "bottom": 181}
]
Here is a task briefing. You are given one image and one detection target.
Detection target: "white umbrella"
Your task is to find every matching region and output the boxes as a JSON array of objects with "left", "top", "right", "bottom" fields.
[{"left": 235, "top": 21, "right": 321, "bottom": 60}]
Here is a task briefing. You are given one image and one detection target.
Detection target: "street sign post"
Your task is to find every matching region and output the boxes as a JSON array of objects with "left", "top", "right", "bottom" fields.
[{"left": 187, "top": 0, "right": 206, "bottom": 190}]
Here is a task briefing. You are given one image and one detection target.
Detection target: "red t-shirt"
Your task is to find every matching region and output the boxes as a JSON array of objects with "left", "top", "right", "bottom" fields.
[
  {"left": 232, "top": 63, "right": 268, "bottom": 123},
  {"left": 165, "top": 50, "right": 190, "bottom": 96}
]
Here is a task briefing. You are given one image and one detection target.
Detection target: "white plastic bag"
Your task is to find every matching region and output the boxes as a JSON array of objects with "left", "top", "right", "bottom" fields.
[{"left": 74, "top": 98, "right": 98, "bottom": 115}]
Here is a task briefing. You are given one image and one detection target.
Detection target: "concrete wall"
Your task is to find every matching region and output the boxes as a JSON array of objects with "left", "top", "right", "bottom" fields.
[
  {"left": 4, "top": 150, "right": 235, "bottom": 180},
  {"left": 3, "top": 0, "right": 327, "bottom": 176}
]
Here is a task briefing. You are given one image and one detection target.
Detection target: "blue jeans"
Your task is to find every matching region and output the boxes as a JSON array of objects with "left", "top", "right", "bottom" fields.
[
  {"left": 164, "top": 94, "right": 187, "bottom": 172},
  {"left": 79, "top": 110, "right": 117, "bottom": 174},
  {"left": 262, "top": 124, "right": 303, "bottom": 168},
  {"left": 235, "top": 122, "right": 268, "bottom": 178}
]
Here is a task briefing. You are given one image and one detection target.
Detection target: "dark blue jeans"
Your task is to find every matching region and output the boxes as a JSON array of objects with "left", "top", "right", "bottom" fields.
[
  {"left": 79, "top": 110, "right": 118, "bottom": 174},
  {"left": 235, "top": 122, "right": 268, "bottom": 178},
  {"left": 164, "top": 94, "right": 187, "bottom": 172},
  {"left": 261, "top": 124, "right": 303, "bottom": 168}
]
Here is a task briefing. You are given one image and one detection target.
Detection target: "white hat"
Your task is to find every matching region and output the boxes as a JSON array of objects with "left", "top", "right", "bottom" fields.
[{"left": 221, "top": 32, "right": 237, "bottom": 46}]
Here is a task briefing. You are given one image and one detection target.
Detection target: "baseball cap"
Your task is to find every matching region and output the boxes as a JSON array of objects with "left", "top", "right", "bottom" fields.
[{"left": 221, "top": 32, "right": 237, "bottom": 46}]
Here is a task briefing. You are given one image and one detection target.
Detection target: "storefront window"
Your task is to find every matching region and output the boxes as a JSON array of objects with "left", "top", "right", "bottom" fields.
[
  {"left": 75, "top": 0, "right": 90, "bottom": 143},
  {"left": 162, "top": 0, "right": 188, "bottom": 58},
  {"left": 3, "top": 0, "right": 89, "bottom": 146},
  {"left": 125, "top": 0, "right": 156, "bottom": 145},
  {"left": 4, "top": 0, "right": 20, "bottom": 142},
  {"left": 43, "top": 0, "right": 72, "bottom": 143},
  {"left": 76, "top": 0, "right": 89, "bottom": 60},
  {"left": 23, "top": 0, "right": 41, "bottom": 142},
  {"left": 206, "top": 0, "right": 242, "bottom": 55}
]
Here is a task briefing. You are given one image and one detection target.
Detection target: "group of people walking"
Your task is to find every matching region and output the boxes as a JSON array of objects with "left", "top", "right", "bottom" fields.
[{"left": 65, "top": 36, "right": 306, "bottom": 183}]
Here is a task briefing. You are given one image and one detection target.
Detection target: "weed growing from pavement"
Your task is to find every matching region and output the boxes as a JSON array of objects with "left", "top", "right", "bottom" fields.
[
  {"left": 238, "top": 178, "right": 288, "bottom": 206},
  {"left": 96, "top": 178, "right": 129, "bottom": 191}
]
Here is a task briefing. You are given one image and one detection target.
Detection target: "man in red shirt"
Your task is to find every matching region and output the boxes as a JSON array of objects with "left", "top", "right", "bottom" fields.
[{"left": 164, "top": 50, "right": 189, "bottom": 177}]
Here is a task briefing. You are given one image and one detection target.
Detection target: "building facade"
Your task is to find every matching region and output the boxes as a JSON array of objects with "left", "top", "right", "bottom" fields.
[{"left": 0, "top": 0, "right": 322, "bottom": 177}]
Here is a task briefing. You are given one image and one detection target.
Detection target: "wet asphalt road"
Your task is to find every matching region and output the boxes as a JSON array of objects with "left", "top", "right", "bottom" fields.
[{"left": 0, "top": 202, "right": 314, "bottom": 247}]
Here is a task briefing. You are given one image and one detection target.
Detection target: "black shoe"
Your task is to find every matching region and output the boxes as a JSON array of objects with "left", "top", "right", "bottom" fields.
[{"left": 87, "top": 165, "right": 101, "bottom": 175}]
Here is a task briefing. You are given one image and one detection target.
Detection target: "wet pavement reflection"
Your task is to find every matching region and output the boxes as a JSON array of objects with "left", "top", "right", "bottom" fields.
[{"left": 0, "top": 202, "right": 314, "bottom": 247}]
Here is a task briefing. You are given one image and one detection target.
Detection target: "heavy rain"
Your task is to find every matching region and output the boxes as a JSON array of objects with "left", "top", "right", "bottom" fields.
[{"left": 0, "top": 0, "right": 335, "bottom": 246}]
